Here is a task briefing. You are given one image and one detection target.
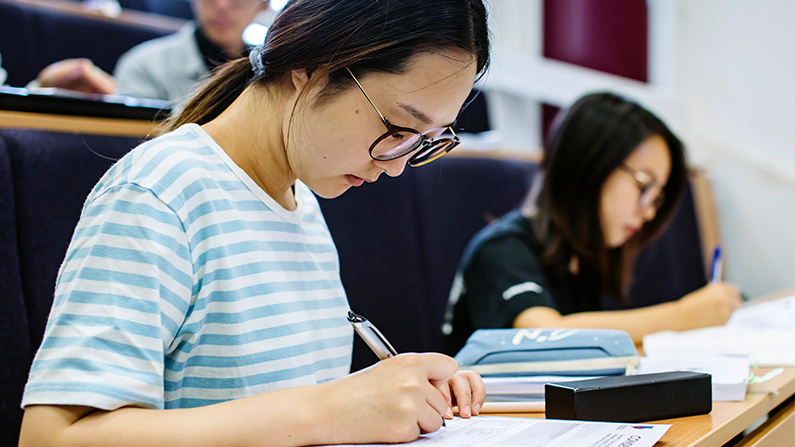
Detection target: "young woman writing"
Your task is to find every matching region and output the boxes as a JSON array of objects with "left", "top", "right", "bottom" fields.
[
  {"left": 19, "top": 1, "right": 490, "bottom": 446},
  {"left": 443, "top": 92, "right": 742, "bottom": 355}
]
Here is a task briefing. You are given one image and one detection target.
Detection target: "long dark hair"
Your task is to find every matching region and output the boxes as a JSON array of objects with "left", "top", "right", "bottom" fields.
[
  {"left": 523, "top": 92, "right": 687, "bottom": 302},
  {"left": 166, "top": 0, "right": 490, "bottom": 130}
]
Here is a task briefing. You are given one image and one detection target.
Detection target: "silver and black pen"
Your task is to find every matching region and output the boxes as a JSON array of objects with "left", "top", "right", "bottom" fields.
[{"left": 347, "top": 310, "right": 447, "bottom": 427}]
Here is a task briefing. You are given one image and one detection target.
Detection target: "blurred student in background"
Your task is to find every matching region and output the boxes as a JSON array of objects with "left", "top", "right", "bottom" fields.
[
  {"left": 114, "top": 0, "right": 269, "bottom": 101},
  {"left": 442, "top": 92, "right": 743, "bottom": 355}
]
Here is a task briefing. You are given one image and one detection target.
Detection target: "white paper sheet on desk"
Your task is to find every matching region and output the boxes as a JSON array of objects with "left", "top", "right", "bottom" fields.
[
  {"left": 643, "top": 295, "right": 795, "bottom": 367},
  {"left": 643, "top": 327, "right": 795, "bottom": 366},
  {"left": 636, "top": 356, "right": 750, "bottom": 401},
  {"left": 727, "top": 295, "right": 795, "bottom": 330},
  {"left": 330, "top": 417, "right": 670, "bottom": 447}
]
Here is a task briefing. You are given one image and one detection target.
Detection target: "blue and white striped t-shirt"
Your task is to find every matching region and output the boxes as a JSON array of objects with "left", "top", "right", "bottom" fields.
[{"left": 22, "top": 124, "right": 353, "bottom": 410}]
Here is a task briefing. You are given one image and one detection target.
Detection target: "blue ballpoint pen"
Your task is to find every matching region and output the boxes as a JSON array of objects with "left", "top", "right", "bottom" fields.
[
  {"left": 710, "top": 245, "right": 723, "bottom": 283},
  {"left": 347, "top": 311, "right": 447, "bottom": 427},
  {"left": 709, "top": 245, "right": 748, "bottom": 301}
]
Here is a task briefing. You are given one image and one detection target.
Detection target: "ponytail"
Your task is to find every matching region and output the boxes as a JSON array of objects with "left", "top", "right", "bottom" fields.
[{"left": 164, "top": 57, "right": 253, "bottom": 132}]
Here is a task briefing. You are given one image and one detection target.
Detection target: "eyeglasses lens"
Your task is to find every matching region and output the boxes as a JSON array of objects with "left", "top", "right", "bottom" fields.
[
  {"left": 410, "top": 140, "right": 458, "bottom": 167},
  {"left": 371, "top": 131, "right": 423, "bottom": 160}
]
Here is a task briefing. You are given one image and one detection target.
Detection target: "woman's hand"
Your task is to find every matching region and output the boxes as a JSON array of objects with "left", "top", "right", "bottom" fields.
[
  {"left": 675, "top": 282, "right": 743, "bottom": 330},
  {"left": 442, "top": 370, "right": 486, "bottom": 419},
  {"left": 312, "top": 353, "right": 459, "bottom": 444},
  {"left": 36, "top": 58, "right": 116, "bottom": 95}
]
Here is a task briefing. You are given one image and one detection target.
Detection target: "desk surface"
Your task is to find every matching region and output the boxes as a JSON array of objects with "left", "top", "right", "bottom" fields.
[
  {"left": 505, "top": 289, "right": 795, "bottom": 447},
  {"left": 503, "top": 368, "right": 794, "bottom": 447}
]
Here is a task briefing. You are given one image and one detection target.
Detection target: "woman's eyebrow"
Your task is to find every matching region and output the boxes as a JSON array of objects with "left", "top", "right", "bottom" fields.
[
  {"left": 398, "top": 102, "right": 456, "bottom": 128},
  {"left": 398, "top": 102, "right": 432, "bottom": 125}
]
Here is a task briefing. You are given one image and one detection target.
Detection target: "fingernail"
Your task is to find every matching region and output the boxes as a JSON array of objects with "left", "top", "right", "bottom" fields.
[
  {"left": 473, "top": 403, "right": 481, "bottom": 415},
  {"left": 445, "top": 407, "right": 453, "bottom": 419},
  {"left": 464, "top": 405, "right": 471, "bottom": 418}
]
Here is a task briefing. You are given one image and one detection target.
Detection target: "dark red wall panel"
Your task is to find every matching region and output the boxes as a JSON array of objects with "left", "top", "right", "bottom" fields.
[{"left": 542, "top": 0, "right": 648, "bottom": 140}]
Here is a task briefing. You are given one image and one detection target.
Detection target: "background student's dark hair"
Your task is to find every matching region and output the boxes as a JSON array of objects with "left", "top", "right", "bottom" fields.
[
  {"left": 523, "top": 92, "right": 687, "bottom": 303},
  {"left": 166, "top": 0, "right": 490, "bottom": 131}
]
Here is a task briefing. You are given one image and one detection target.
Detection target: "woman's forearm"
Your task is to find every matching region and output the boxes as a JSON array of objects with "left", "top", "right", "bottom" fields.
[
  {"left": 513, "top": 301, "right": 684, "bottom": 343},
  {"left": 20, "top": 385, "right": 324, "bottom": 447}
]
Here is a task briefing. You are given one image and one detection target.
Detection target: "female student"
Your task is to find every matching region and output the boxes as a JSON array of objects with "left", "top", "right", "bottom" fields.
[
  {"left": 442, "top": 92, "right": 743, "bottom": 356},
  {"left": 19, "top": 1, "right": 489, "bottom": 446}
]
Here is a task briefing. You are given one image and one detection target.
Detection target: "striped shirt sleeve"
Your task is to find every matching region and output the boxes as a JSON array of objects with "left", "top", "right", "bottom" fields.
[{"left": 23, "top": 183, "right": 193, "bottom": 411}]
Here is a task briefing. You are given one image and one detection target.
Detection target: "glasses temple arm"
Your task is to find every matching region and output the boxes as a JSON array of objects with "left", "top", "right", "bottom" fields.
[{"left": 345, "top": 67, "right": 389, "bottom": 126}]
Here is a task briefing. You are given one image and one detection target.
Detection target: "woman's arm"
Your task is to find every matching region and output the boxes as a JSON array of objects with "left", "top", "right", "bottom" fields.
[
  {"left": 20, "top": 353, "right": 476, "bottom": 447},
  {"left": 513, "top": 282, "right": 743, "bottom": 343}
]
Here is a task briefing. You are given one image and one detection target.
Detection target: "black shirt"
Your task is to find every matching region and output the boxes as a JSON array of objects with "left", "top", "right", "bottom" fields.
[
  {"left": 441, "top": 210, "right": 601, "bottom": 356},
  {"left": 194, "top": 26, "right": 251, "bottom": 71}
]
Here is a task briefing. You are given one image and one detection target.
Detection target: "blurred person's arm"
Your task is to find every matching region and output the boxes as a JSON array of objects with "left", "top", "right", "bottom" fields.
[
  {"left": 514, "top": 282, "right": 743, "bottom": 343},
  {"left": 29, "top": 59, "right": 116, "bottom": 94}
]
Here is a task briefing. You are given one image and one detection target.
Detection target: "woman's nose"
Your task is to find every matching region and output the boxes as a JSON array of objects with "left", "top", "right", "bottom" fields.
[
  {"left": 373, "top": 156, "right": 408, "bottom": 178},
  {"left": 640, "top": 203, "right": 657, "bottom": 222}
]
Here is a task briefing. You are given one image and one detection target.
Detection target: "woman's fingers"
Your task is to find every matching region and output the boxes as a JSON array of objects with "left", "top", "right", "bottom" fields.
[{"left": 446, "top": 371, "right": 486, "bottom": 417}]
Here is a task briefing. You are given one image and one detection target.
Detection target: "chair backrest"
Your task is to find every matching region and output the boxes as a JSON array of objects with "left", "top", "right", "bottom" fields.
[
  {"left": 118, "top": 0, "right": 194, "bottom": 20},
  {"left": 0, "top": 0, "right": 175, "bottom": 86},
  {"left": 0, "top": 133, "right": 30, "bottom": 447},
  {"left": 0, "top": 128, "right": 140, "bottom": 445},
  {"left": 2, "top": 129, "right": 142, "bottom": 350}
]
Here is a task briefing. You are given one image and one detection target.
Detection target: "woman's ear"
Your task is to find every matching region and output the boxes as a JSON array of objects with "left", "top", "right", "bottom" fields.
[{"left": 290, "top": 69, "right": 310, "bottom": 92}]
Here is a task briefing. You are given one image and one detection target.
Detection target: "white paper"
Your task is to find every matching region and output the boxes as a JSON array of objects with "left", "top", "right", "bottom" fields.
[
  {"left": 636, "top": 356, "right": 750, "bottom": 401},
  {"left": 727, "top": 295, "right": 795, "bottom": 331},
  {"left": 331, "top": 416, "right": 670, "bottom": 447},
  {"left": 643, "top": 326, "right": 795, "bottom": 366},
  {"left": 643, "top": 296, "right": 795, "bottom": 367}
]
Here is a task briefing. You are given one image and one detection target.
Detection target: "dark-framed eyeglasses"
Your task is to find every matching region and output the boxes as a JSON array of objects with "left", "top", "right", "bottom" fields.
[
  {"left": 345, "top": 67, "right": 460, "bottom": 167},
  {"left": 619, "top": 163, "right": 666, "bottom": 210}
]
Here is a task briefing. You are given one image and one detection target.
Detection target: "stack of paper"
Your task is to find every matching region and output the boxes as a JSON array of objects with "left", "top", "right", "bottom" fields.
[
  {"left": 636, "top": 356, "right": 750, "bottom": 401},
  {"left": 483, "top": 375, "right": 598, "bottom": 401},
  {"left": 479, "top": 375, "right": 599, "bottom": 412}
]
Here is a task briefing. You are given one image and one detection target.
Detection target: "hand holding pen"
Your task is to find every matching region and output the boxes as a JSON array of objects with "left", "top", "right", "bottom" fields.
[{"left": 348, "top": 311, "right": 485, "bottom": 423}]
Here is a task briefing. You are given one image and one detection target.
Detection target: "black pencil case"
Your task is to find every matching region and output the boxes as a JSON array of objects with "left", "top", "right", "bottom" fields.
[{"left": 545, "top": 371, "right": 712, "bottom": 422}]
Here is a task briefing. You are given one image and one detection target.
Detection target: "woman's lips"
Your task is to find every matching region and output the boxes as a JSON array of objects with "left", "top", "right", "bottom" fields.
[
  {"left": 347, "top": 175, "right": 365, "bottom": 187},
  {"left": 625, "top": 226, "right": 639, "bottom": 236}
]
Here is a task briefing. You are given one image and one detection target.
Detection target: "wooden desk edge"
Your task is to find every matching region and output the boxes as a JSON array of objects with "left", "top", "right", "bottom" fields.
[
  {"left": 0, "top": 110, "right": 162, "bottom": 138},
  {"left": 734, "top": 397, "right": 795, "bottom": 447}
]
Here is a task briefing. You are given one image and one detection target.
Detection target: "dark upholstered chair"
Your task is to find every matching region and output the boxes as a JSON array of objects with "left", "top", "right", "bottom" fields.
[
  {"left": 0, "top": 129, "right": 140, "bottom": 446},
  {"left": 0, "top": 132, "right": 30, "bottom": 447},
  {"left": 118, "top": 0, "right": 194, "bottom": 20},
  {"left": 0, "top": 1, "right": 174, "bottom": 87}
]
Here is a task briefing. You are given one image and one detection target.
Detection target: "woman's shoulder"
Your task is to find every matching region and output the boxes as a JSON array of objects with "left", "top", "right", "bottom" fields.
[
  {"left": 475, "top": 209, "right": 536, "bottom": 247},
  {"left": 89, "top": 124, "right": 234, "bottom": 203},
  {"left": 459, "top": 209, "right": 540, "bottom": 268}
]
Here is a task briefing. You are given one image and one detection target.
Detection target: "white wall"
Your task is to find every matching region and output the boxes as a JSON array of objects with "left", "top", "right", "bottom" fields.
[
  {"left": 676, "top": 0, "right": 795, "bottom": 297},
  {"left": 483, "top": 0, "right": 795, "bottom": 297}
]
